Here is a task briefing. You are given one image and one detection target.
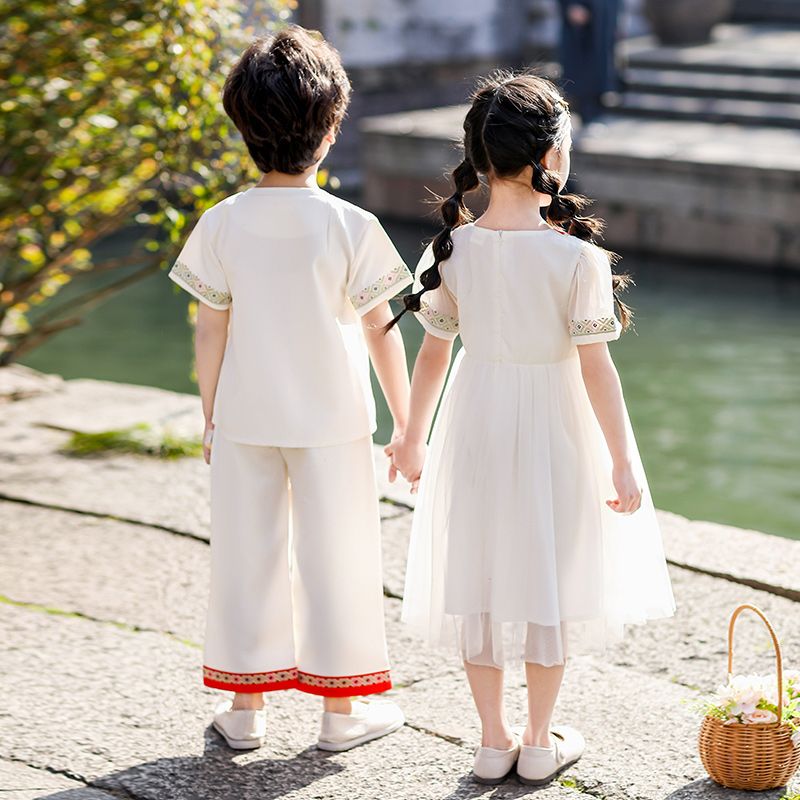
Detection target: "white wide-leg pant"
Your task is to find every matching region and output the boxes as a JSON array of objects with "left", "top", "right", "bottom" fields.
[{"left": 204, "top": 433, "right": 391, "bottom": 696}]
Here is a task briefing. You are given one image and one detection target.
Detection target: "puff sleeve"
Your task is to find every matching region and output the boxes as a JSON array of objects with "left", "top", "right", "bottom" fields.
[
  {"left": 412, "top": 244, "right": 459, "bottom": 341},
  {"left": 347, "top": 215, "right": 413, "bottom": 316},
  {"left": 168, "top": 212, "right": 232, "bottom": 310},
  {"left": 567, "top": 242, "right": 621, "bottom": 345}
]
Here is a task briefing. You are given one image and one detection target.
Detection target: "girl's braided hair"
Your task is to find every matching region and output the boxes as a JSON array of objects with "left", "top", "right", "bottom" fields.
[{"left": 386, "top": 72, "right": 632, "bottom": 332}]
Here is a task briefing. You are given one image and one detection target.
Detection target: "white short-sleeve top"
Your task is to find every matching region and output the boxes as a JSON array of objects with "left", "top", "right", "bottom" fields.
[
  {"left": 411, "top": 224, "right": 621, "bottom": 359},
  {"left": 168, "top": 186, "right": 412, "bottom": 447}
]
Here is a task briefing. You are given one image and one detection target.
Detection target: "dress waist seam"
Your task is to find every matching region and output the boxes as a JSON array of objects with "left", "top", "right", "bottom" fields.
[{"left": 461, "top": 351, "right": 577, "bottom": 368}]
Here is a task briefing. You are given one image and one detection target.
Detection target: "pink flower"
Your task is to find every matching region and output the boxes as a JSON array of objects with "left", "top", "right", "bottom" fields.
[{"left": 744, "top": 709, "right": 778, "bottom": 725}]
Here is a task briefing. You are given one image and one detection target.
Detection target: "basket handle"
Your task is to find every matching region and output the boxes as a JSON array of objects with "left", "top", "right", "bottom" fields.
[{"left": 727, "top": 604, "right": 783, "bottom": 720}]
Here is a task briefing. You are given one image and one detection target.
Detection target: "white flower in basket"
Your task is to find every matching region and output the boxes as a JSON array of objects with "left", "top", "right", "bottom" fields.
[{"left": 701, "top": 671, "right": 800, "bottom": 738}]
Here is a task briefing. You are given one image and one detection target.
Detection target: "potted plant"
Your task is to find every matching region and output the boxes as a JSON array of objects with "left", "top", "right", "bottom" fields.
[{"left": 644, "top": 0, "right": 734, "bottom": 45}]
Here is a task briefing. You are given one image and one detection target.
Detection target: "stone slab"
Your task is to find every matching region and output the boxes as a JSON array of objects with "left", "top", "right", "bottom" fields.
[
  {"left": 0, "top": 759, "right": 111, "bottom": 800},
  {"left": 0, "top": 376, "right": 202, "bottom": 442},
  {"left": 0, "top": 364, "right": 63, "bottom": 403},
  {"left": 659, "top": 510, "right": 800, "bottom": 601},
  {"left": 0, "top": 500, "right": 208, "bottom": 646}
]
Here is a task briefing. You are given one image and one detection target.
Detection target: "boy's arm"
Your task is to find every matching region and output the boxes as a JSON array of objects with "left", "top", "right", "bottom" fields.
[
  {"left": 195, "top": 303, "right": 230, "bottom": 464},
  {"left": 361, "top": 300, "right": 410, "bottom": 444}
]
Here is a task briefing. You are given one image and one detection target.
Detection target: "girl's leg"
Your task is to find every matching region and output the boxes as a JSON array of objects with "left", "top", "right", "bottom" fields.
[
  {"left": 463, "top": 661, "right": 514, "bottom": 749},
  {"left": 523, "top": 662, "right": 565, "bottom": 747}
]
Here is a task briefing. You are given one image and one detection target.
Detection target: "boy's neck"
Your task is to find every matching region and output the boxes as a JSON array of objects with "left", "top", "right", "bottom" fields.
[{"left": 256, "top": 168, "right": 320, "bottom": 189}]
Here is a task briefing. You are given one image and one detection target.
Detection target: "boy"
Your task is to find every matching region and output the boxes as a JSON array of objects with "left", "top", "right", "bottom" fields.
[{"left": 168, "top": 26, "right": 411, "bottom": 751}]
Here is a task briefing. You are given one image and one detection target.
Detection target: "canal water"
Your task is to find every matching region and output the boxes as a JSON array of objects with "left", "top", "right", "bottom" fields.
[{"left": 20, "top": 219, "right": 800, "bottom": 540}]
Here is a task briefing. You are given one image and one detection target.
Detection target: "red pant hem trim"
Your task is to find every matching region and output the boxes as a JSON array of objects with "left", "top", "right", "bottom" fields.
[
  {"left": 204, "top": 676, "right": 298, "bottom": 693},
  {"left": 295, "top": 679, "right": 392, "bottom": 697}
]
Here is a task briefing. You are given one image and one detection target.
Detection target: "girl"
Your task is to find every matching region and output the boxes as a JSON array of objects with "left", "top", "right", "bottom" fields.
[
  {"left": 385, "top": 73, "right": 675, "bottom": 785},
  {"left": 169, "top": 28, "right": 410, "bottom": 752}
]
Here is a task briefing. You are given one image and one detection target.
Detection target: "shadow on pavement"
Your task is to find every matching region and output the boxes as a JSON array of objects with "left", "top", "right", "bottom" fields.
[
  {"left": 37, "top": 725, "right": 345, "bottom": 800},
  {"left": 664, "top": 777, "right": 788, "bottom": 799}
]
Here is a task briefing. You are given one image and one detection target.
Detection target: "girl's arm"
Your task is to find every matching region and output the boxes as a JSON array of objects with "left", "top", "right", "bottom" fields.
[
  {"left": 577, "top": 342, "right": 642, "bottom": 513},
  {"left": 361, "top": 301, "right": 411, "bottom": 479},
  {"left": 195, "top": 303, "right": 230, "bottom": 464},
  {"left": 387, "top": 332, "right": 454, "bottom": 490}
]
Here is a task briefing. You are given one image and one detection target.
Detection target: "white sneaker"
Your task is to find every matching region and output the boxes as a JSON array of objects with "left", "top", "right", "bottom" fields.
[
  {"left": 516, "top": 725, "right": 585, "bottom": 786},
  {"left": 317, "top": 699, "right": 405, "bottom": 752},
  {"left": 472, "top": 733, "right": 521, "bottom": 784},
  {"left": 211, "top": 699, "right": 267, "bottom": 750}
]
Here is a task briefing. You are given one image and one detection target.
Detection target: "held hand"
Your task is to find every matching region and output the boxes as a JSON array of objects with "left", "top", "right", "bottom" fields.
[
  {"left": 389, "top": 435, "right": 426, "bottom": 493},
  {"left": 384, "top": 426, "right": 405, "bottom": 484},
  {"left": 202, "top": 420, "right": 215, "bottom": 465},
  {"left": 567, "top": 3, "right": 591, "bottom": 25},
  {"left": 607, "top": 461, "right": 642, "bottom": 514}
]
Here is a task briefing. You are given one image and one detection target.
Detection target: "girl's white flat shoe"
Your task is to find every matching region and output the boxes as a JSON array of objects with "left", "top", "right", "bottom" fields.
[
  {"left": 472, "top": 734, "right": 521, "bottom": 784},
  {"left": 516, "top": 725, "right": 585, "bottom": 786},
  {"left": 211, "top": 700, "right": 267, "bottom": 750}
]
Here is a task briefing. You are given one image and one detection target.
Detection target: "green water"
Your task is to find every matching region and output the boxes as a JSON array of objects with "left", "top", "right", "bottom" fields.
[{"left": 20, "top": 220, "right": 800, "bottom": 540}]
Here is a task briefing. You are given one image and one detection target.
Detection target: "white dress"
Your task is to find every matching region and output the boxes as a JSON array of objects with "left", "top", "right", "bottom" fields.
[{"left": 402, "top": 224, "right": 676, "bottom": 668}]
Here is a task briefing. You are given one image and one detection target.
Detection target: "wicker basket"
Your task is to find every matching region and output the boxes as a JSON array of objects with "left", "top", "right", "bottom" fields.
[{"left": 698, "top": 604, "right": 800, "bottom": 790}]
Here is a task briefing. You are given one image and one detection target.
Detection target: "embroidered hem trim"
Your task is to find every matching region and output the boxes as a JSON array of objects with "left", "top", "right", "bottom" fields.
[
  {"left": 202, "top": 666, "right": 392, "bottom": 696},
  {"left": 296, "top": 669, "right": 392, "bottom": 697},
  {"left": 569, "top": 317, "right": 616, "bottom": 336},
  {"left": 169, "top": 260, "right": 232, "bottom": 306},
  {"left": 418, "top": 300, "right": 459, "bottom": 334},
  {"left": 203, "top": 665, "right": 298, "bottom": 693},
  {"left": 350, "top": 264, "right": 412, "bottom": 310}
]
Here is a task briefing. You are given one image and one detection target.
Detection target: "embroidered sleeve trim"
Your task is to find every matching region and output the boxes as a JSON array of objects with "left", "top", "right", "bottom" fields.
[
  {"left": 350, "top": 263, "right": 412, "bottom": 309},
  {"left": 169, "top": 260, "right": 232, "bottom": 306},
  {"left": 570, "top": 317, "right": 616, "bottom": 336},
  {"left": 418, "top": 299, "right": 459, "bottom": 334}
]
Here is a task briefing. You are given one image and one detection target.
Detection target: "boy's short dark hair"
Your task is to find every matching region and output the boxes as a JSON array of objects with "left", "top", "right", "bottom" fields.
[{"left": 223, "top": 26, "right": 351, "bottom": 175}]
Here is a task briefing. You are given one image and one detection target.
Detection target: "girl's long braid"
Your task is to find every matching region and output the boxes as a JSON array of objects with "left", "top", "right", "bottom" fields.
[{"left": 385, "top": 158, "right": 479, "bottom": 329}]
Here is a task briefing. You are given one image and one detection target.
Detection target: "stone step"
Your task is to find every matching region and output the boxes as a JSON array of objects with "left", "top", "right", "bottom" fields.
[
  {"left": 623, "top": 67, "right": 800, "bottom": 104},
  {"left": 617, "top": 91, "right": 800, "bottom": 128},
  {"left": 571, "top": 116, "right": 800, "bottom": 267},
  {"left": 734, "top": 0, "right": 800, "bottom": 23},
  {"left": 622, "top": 24, "right": 800, "bottom": 79}
]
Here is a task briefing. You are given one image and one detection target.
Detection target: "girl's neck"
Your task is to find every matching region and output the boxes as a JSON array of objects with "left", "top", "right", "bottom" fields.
[
  {"left": 476, "top": 178, "right": 550, "bottom": 232},
  {"left": 256, "top": 167, "right": 320, "bottom": 189}
]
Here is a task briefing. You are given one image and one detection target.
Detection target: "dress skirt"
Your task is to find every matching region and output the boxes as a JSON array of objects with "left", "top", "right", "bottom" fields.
[{"left": 401, "top": 349, "right": 676, "bottom": 668}]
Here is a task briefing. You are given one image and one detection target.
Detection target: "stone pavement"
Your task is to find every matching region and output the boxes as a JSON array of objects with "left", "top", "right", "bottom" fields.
[{"left": 1, "top": 365, "right": 799, "bottom": 800}]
